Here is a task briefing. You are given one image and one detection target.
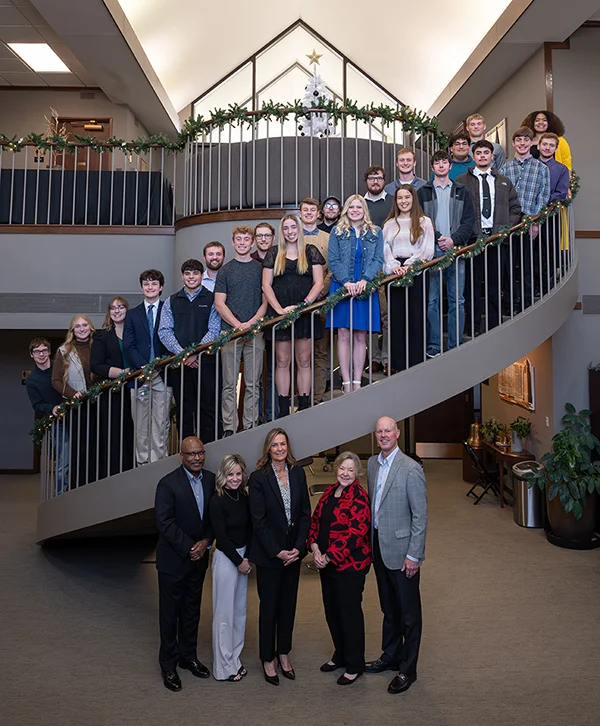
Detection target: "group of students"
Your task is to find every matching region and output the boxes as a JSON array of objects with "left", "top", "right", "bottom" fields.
[
  {"left": 155, "top": 418, "right": 428, "bottom": 695},
  {"left": 26, "top": 108, "right": 573, "bottom": 493}
]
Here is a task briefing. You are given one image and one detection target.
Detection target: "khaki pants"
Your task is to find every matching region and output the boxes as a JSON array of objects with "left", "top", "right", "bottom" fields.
[
  {"left": 221, "top": 334, "right": 265, "bottom": 431},
  {"left": 130, "top": 377, "right": 172, "bottom": 465}
]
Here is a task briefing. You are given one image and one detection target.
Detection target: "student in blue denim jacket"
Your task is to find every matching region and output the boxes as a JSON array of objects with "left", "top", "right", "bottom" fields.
[{"left": 327, "top": 195, "right": 384, "bottom": 393}]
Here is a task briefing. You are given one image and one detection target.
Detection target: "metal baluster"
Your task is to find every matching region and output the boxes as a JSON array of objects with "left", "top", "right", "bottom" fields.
[
  {"left": 340, "top": 120, "right": 345, "bottom": 202},
  {"left": 355, "top": 119, "right": 358, "bottom": 193},
  {"left": 214, "top": 351, "right": 219, "bottom": 441},
  {"left": 46, "top": 146, "right": 52, "bottom": 224},
  {"left": 97, "top": 149, "right": 103, "bottom": 224},
  {"left": 387, "top": 281, "right": 393, "bottom": 377},
  {"left": 22, "top": 146, "right": 29, "bottom": 224},
  {"left": 197, "top": 350, "right": 202, "bottom": 439},
  {"left": 109, "top": 146, "right": 115, "bottom": 224},
  {"left": 119, "top": 384, "right": 125, "bottom": 473},
  {"left": 163, "top": 364, "right": 171, "bottom": 459},
  {"left": 329, "top": 308, "right": 335, "bottom": 400},
  {"left": 217, "top": 128, "right": 222, "bottom": 211},
  {"left": 349, "top": 297, "right": 354, "bottom": 386},
  {"left": 40, "top": 429, "right": 47, "bottom": 501},
  {"left": 469, "top": 256, "right": 475, "bottom": 340},
  {"left": 75, "top": 406, "right": 81, "bottom": 489},
  {"left": 134, "top": 150, "right": 140, "bottom": 226},
  {"left": 239, "top": 124, "right": 243, "bottom": 212},
  {"left": 34, "top": 144, "right": 40, "bottom": 223},
  {"left": 438, "top": 266, "right": 443, "bottom": 355},
  {"left": 266, "top": 119, "right": 270, "bottom": 209},
  {"left": 280, "top": 118, "right": 284, "bottom": 207},
  {"left": 519, "top": 231, "right": 525, "bottom": 312},
  {"left": 208, "top": 124, "right": 213, "bottom": 212},
  {"left": 497, "top": 243, "right": 501, "bottom": 330},
  {"left": 484, "top": 246, "right": 489, "bottom": 333},
  {"left": 48, "top": 420, "right": 54, "bottom": 498},
  {"left": 272, "top": 322, "right": 279, "bottom": 417},
  {"left": 9, "top": 147, "right": 15, "bottom": 224},
  {"left": 538, "top": 221, "right": 543, "bottom": 302},
  {"left": 368, "top": 291, "right": 373, "bottom": 387},
  {"left": 252, "top": 335, "right": 257, "bottom": 428},
  {"left": 529, "top": 229, "right": 534, "bottom": 308},
  {"left": 84, "top": 147, "right": 91, "bottom": 225},
  {"left": 121, "top": 149, "right": 127, "bottom": 225},
  {"left": 183, "top": 139, "right": 189, "bottom": 217},
  {"left": 295, "top": 119, "right": 299, "bottom": 208},
  {"left": 310, "top": 312, "right": 315, "bottom": 408},
  {"left": 290, "top": 323, "right": 295, "bottom": 415},
  {"left": 61, "top": 413, "right": 67, "bottom": 494},
  {"left": 106, "top": 391, "right": 112, "bottom": 480},
  {"left": 132, "top": 378, "right": 139, "bottom": 468},
  {"left": 405, "top": 285, "right": 409, "bottom": 369},
  {"left": 179, "top": 362, "right": 184, "bottom": 448},
  {"left": 200, "top": 132, "right": 205, "bottom": 214},
  {"left": 172, "top": 152, "right": 177, "bottom": 226},
  {"left": 309, "top": 117, "right": 314, "bottom": 199},
  {"left": 228, "top": 123, "right": 232, "bottom": 211},
  {"left": 147, "top": 148, "right": 152, "bottom": 225},
  {"left": 368, "top": 118, "right": 372, "bottom": 166},
  {"left": 423, "top": 270, "right": 427, "bottom": 363},
  {"left": 326, "top": 130, "right": 330, "bottom": 197},
  {"left": 252, "top": 120, "right": 256, "bottom": 209}
]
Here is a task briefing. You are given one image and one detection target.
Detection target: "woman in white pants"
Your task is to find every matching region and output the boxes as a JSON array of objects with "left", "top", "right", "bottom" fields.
[{"left": 210, "top": 454, "right": 253, "bottom": 681}]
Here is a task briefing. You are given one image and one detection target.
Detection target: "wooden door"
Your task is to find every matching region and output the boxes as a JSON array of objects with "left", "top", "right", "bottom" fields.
[
  {"left": 55, "top": 118, "right": 112, "bottom": 171},
  {"left": 414, "top": 389, "right": 474, "bottom": 458}
]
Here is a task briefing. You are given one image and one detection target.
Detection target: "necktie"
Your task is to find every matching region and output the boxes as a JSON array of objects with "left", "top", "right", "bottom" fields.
[
  {"left": 481, "top": 173, "right": 492, "bottom": 219},
  {"left": 147, "top": 304, "right": 155, "bottom": 360}
]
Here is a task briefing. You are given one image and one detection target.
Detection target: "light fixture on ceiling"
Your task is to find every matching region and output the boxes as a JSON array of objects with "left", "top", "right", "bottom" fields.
[{"left": 7, "top": 43, "right": 71, "bottom": 73}]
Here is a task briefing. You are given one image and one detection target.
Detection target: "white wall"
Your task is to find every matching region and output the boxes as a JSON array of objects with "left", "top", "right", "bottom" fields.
[{"left": 478, "top": 48, "right": 545, "bottom": 145}]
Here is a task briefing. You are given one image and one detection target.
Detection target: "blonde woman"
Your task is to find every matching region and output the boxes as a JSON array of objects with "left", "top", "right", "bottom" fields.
[
  {"left": 91, "top": 296, "right": 134, "bottom": 477},
  {"left": 262, "top": 214, "right": 325, "bottom": 416},
  {"left": 209, "top": 454, "right": 252, "bottom": 682},
  {"left": 327, "top": 195, "right": 384, "bottom": 392},
  {"left": 247, "top": 428, "right": 311, "bottom": 685},
  {"left": 52, "top": 314, "right": 96, "bottom": 486}
]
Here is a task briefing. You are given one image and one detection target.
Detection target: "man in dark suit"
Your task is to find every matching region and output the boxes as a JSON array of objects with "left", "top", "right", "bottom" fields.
[
  {"left": 123, "top": 269, "right": 171, "bottom": 466},
  {"left": 365, "top": 416, "right": 428, "bottom": 694},
  {"left": 155, "top": 436, "right": 215, "bottom": 691}
]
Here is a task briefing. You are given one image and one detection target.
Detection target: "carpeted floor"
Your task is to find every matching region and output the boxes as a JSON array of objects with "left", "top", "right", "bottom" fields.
[{"left": 1, "top": 460, "right": 599, "bottom": 726}]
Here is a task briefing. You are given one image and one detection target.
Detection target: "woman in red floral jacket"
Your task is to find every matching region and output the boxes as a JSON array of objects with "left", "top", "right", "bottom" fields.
[{"left": 307, "top": 451, "right": 372, "bottom": 686}]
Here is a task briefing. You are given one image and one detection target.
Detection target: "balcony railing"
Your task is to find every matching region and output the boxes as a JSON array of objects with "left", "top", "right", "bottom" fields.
[{"left": 37, "top": 200, "right": 576, "bottom": 501}]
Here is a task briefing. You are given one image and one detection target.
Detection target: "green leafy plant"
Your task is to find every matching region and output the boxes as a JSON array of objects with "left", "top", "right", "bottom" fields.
[
  {"left": 526, "top": 404, "right": 600, "bottom": 519},
  {"left": 510, "top": 416, "right": 532, "bottom": 438},
  {"left": 481, "top": 418, "right": 503, "bottom": 444}
]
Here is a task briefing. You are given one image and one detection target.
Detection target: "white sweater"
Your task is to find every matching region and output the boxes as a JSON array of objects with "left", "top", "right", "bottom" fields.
[{"left": 382, "top": 216, "right": 435, "bottom": 273}]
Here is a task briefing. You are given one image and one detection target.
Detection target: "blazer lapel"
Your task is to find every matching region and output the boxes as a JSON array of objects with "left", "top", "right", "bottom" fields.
[
  {"left": 267, "top": 469, "right": 286, "bottom": 514},
  {"left": 177, "top": 466, "right": 203, "bottom": 524},
  {"left": 379, "top": 450, "right": 404, "bottom": 506}
]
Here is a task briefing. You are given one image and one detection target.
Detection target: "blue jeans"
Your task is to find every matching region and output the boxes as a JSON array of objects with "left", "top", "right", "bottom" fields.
[
  {"left": 427, "top": 245, "right": 465, "bottom": 353},
  {"left": 51, "top": 423, "right": 69, "bottom": 495}
]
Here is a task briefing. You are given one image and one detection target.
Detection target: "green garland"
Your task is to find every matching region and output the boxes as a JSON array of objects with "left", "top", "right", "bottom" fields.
[
  {"left": 29, "top": 173, "right": 580, "bottom": 447},
  {"left": 3, "top": 99, "right": 447, "bottom": 156}
]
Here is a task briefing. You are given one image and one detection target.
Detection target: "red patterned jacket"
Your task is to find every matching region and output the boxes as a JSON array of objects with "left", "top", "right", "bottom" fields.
[{"left": 307, "top": 480, "right": 372, "bottom": 572}]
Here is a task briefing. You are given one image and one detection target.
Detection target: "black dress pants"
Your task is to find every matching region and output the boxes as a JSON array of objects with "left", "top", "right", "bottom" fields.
[
  {"left": 320, "top": 566, "right": 368, "bottom": 674},
  {"left": 69, "top": 400, "right": 97, "bottom": 487},
  {"left": 389, "top": 274, "right": 426, "bottom": 372},
  {"left": 171, "top": 355, "right": 218, "bottom": 443},
  {"left": 372, "top": 531, "right": 422, "bottom": 676},
  {"left": 158, "top": 560, "right": 208, "bottom": 672},
  {"left": 256, "top": 561, "right": 301, "bottom": 662}
]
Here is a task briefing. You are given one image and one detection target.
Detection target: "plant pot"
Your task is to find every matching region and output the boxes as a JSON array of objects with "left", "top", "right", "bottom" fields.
[
  {"left": 511, "top": 431, "right": 523, "bottom": 454},
  {"left": 546, "top": 488, "right": 597, "bottom": 544}
]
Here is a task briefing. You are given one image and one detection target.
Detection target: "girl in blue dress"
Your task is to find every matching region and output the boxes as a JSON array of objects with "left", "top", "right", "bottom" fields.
[{"left": 327, "top": 195, "right": 384, "bottom": 393}]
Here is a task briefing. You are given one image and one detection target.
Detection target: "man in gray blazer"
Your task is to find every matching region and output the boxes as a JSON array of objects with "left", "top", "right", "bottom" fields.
[{"left": 365, "top": 416, "right": 428, "bottom": 694}]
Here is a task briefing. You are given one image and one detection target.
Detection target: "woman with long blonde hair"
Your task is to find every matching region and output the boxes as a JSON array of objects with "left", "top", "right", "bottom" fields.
[
  {"left": 247, "top": 428, "right": 311, "bottom": 685},
  {"left": 209, "top": 453, "right": 252, "bottom": 681},
  {"left": 91, "top": 296, "right": 134, "bottom": 477},
  {"left": 52, "top": 314, "right": 96, "bottom": 486},
  {"left": 262, "top": 214, "right": 325, "bottom": 416},
  {"left": 327, "top": 195, "right": 384, "bottom": 392}
]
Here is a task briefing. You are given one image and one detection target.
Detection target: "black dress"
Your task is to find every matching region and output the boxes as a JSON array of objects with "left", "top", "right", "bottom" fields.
[{"left": 263, "top": 243, "right": 325, "bottom": 341}]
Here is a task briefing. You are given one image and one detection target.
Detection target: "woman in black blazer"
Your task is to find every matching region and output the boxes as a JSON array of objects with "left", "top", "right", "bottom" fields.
[
  {"left": 248, "top": 427, "right": 311, "bottom": 686},
  {"left": 90, "top": 296, "right": 134, "bottom": 477}
]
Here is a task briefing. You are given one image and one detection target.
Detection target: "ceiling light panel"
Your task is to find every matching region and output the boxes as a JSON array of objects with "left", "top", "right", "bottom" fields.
[{"left": 7, "top": 43, "right": 71, "bottom": 72}]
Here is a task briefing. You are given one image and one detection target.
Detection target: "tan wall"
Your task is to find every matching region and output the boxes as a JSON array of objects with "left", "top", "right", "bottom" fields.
[
  {"left": 478, "top": 48, "right": 545, "bottom": 147},
  {"left": 481, "top": 337, "right": 554, "bottom": 459},
  {"left": 0, "top": 89, "right": 148, "bottom": 141}
]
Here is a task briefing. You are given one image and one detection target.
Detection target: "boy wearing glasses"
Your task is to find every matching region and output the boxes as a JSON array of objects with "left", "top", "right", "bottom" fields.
[
  {"left": 251, "top": 223, "right": 275, "bottom": 261},
  {"left": 26, "top": 337, "right": 68, "bottom": 493},
  {"left": 318, "top": 196, "right": 341, "bottom": 233}
]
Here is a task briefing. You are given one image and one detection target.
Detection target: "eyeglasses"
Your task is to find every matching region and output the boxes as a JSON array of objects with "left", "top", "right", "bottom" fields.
[
  {"left": 452, "top": 141, "right": 470, "bottom": 147},
  {"left": 255, "top": 233, "right": 273, "bottom": 239},
  {"left": 110, "top": 304, "right": 127, "bottom": 311},
  {"left": 31, "top": 348, "right": 49, "bottom": 355},
  {"left": 182, "top": 450, "right": 205, "bottom": 458},
  {"left": 367, "top": 176, "right": 384, "bottom": 182},
  {"left": 323, "top": 203, "right": 339, "bottom": 209}
]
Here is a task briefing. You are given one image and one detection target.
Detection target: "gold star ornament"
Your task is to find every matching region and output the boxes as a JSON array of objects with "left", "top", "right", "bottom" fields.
[{"left": 306, "top": 49, "right": 323, "bottom": 66}]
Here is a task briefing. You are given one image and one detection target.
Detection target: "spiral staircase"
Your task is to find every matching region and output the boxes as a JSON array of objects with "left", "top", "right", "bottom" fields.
[{"left": 36, "top": 249, "right": 578, "bottom": 543}]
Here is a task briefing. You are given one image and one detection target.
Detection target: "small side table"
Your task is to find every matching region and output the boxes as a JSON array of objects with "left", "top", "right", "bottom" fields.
[{"left": 483, "top": 442, "right": 535, "bottom": 507}]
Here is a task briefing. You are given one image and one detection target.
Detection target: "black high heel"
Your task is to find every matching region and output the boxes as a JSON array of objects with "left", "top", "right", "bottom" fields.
[
  {"left": 263, "top": 663, "right": 279, "bottom": 686},
  {"left": 277, "top": 655, "right": 296, "bottom": 680}
]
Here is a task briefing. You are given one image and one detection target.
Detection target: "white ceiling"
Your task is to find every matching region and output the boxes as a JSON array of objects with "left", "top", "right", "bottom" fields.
[
  {"left": 0, "top": 0, "right": 94, "bottom": 86},
  {"left": 117, "top": 0, "right": 514, "bottom": 114}
]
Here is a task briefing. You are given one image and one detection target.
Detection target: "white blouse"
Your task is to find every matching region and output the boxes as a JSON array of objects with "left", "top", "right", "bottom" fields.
[{"left": 382, "top": 216, "right": 435, "bottom": 273}]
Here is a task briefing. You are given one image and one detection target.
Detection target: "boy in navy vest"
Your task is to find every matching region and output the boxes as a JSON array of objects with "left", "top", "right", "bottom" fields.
[{"left": 159, "top": 259, "right": 221, "bottom": 442}]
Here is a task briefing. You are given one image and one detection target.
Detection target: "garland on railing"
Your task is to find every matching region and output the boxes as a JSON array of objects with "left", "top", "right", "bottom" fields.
[
  {"left": 29, "top": 173, "right": 580, "bottom": 447},
  {"left": 4, "top": 99, "right": 447, "bottom": 156}
]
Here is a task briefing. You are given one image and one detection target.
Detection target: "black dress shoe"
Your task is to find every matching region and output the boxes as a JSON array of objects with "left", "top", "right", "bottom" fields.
[
  {"left": 263, "top": 668, "right": 279, "bottom": 686},
  {"left": 320, "top": 661, "right": 344, "bottom": 672},
  {"left": 364, "top": 657, "right": 397, "bottom": 673},
  {"left": 277, "top": 656, "right": 295, "bottom": 680},
  {"left": 179, "top": 659, "right": 210, "bottom": 678},
  {"left": 162, "top": 670, "right": 182, "bottom": 692},
  {"left": 387, "top": 672, "right": 417, "bottom": 694},
  {"left": 337, "top": 672, "right": 362, "bottom": 686}
]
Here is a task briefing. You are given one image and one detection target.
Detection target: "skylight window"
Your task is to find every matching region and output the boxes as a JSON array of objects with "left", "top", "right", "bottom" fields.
[{"left": 8, "top": 43, "right": 71, "bottom": 73}]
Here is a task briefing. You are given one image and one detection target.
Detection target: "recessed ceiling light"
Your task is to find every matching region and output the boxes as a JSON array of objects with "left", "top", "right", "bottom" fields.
[{"left": 8, "top": 43, "right": 71, "bottom": 73}]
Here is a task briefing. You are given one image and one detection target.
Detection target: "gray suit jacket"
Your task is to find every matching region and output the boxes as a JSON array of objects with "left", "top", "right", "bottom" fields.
[{"left": 367, "top": 449, "right": 428, "bottom": 569}]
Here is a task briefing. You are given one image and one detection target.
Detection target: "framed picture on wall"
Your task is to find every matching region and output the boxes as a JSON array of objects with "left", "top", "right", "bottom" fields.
[
  {"left": 498, "top": 358, "right": 535, "bottom": 411},
  {"left": 486, "top": 118, "right": 507, "bottom": 153}
]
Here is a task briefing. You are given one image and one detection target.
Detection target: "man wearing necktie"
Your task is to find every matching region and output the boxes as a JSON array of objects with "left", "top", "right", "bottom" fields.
[
  {"left": 457, "top": 140, "right": 521, "bottom": 334},
  {"left": 365, "top": 417, "right": 428, "bottom": 694},
  {"left": 154, "top": 436, "right": 216, "bottom": 691},
  {"left": 123, "top": 269, "right": 172, "bottom": 466}
]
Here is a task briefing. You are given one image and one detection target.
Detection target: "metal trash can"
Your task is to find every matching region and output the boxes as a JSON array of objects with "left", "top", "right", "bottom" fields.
[{"left": 512, "top": 461, "right": 545, "bottom": 528}]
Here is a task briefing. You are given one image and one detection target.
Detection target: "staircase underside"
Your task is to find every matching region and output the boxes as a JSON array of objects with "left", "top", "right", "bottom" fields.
[{"left": 37, "top": 268, "right": 578, "bottom": 543}]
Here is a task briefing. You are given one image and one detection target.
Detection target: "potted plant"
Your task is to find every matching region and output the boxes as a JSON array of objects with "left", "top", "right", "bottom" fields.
[
  {"left": 481, "top": 417, "right": 503, "bottom": 445},
  {"left": 509, "top": 416, "right": 531, "bottom": 454},
  {"left": 526, "top": 404, "right": 600, "bottom": 546}
]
